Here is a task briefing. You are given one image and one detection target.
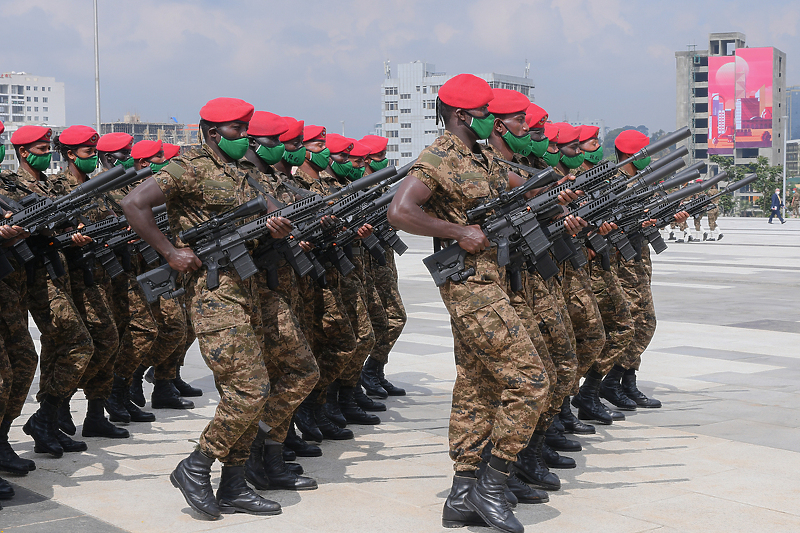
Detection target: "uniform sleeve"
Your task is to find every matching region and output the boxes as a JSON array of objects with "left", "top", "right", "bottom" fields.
[{"left": 154, "top": 161, "right": 187, "bottom": 202}]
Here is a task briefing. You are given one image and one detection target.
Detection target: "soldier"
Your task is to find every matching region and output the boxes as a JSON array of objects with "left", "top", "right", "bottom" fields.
[
  {"left": 388, "top": 74, "right": 556, "bottom": 533},
  {"left": 14, "top": 125, "right": 95, "bottom": 457},
  {"left": 239, "top": 110, "right": 319, "bottom": 491},
  {"left": 704, "top": 183, "right": 722, "bottom": 241},
  {"left": 358, "top": 135, "right": 408, "bottom": 400},
  {"left": 53, "top": 125, "right": 128, "bottom": 440},
  {"left": 123, "top": 97, "right": 292, "bottom": 518}
]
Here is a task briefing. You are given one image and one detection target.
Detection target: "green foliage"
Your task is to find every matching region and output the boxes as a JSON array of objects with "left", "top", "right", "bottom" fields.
[
  {"left": 601, "top": 125, "right": 649, "bottom": 158},
  {"left": 710, "top": 155, "right": 783, "bottom": 215}
]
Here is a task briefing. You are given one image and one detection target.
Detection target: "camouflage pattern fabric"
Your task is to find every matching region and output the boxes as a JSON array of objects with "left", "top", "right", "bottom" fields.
[
  {"left": 614, "top": 247, "right": 657, "bottom": 371},
  {"left": 146, "top": 296, "right": 187, "bottom": 381},
  {"left": 365, "top": 244, "right": 407, "bottom": 365},
  {"left": 336, "top": 250, "right": 376, "bottom": 387},
  {"left": 589, "top": 259, "right": 635, "bottom": 376}
]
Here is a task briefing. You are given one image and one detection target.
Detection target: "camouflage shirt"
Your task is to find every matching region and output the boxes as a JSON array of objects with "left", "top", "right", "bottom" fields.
[
  {"left": 17, "top": 167, "right": 70, "bottom": 198},
  {"left": 0, "top": 170, "right": 32, "bottom": 205}
]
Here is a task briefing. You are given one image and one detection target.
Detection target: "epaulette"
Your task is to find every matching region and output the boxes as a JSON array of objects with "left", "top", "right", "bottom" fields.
[
  {"left": 163, "top": 161, "right": 186, "bottom": 180},
  {"left": 418, "top": 151, "right": 443, "bottom": 168}
]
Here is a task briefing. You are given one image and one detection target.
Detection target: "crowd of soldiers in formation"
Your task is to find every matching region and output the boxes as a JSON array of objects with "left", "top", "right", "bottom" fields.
[{"left": 0, "top": 74, "right": 710, "bottom": 532}]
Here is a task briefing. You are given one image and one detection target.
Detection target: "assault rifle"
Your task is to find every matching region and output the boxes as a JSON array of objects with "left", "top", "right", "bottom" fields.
[{"left": 658, "top": 173, "right": 758, "bottom": 227}]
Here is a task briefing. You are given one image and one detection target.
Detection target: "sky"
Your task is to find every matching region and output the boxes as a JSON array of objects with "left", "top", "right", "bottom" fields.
[{"left": 3, "top": 0, "right": 800, "bottom": 139}]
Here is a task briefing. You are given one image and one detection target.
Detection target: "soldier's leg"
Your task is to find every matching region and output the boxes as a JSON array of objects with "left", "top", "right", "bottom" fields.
[
  {"left": 171, "top": 305, "right": 201, "bottom": 398},
  {"left": 147, "top": 297, "right": 193, "bottom": 410},
  {"left": 0, "top": 271, "right": 38, "bottom": 425},
  {"left": 360, "top": 252, "right": 391, "bottom": 400}
]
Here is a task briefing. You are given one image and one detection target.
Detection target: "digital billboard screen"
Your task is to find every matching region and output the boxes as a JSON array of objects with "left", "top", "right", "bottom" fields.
[{"left": 708, "top": 47, "right": 774, "bottom": 155}]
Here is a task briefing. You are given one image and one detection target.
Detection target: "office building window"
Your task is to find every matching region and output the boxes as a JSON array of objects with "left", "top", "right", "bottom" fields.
[
  {"left": 400, "top": 93, "right": 411, "bottom": 99},
  {"left": 400, "top": 123, "right": 411, "bottom": 129},
  {"left": 401, "top": 138, "right": 411, "bottom": 143},
  {"left": 43, "top": 97, "right": 48, "bottom": 103},
  {"left": 385, "top": 87, "right": 398, "bottom": 95},
  {"left": 385, "top": 102, "right": 398, "bottom": 110},
  {"left": 385, "top": 116, "right": 398, "bottom": 124},
  {"left": 400, "top": 108, "right": 411, "bottom": 113},
  {"left": 387, "top": 144, "right": 398, "bottom": 152},
  {"left": 386, "top": 130, "right": 399, "bottom": 137},
  {"left": 401, "top": 152, "right": 412, "bottom": 157},
  {"left": 43, "top": 116, "right": 48, "bottom": 122}
]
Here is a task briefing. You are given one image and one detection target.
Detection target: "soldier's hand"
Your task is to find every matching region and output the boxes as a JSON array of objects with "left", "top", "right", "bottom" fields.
[
  {"left": 0, "top": 213, "right": 27, "bottom": 240},
  {"left": 357, "top": 224, "right": 373, "bottom": 239},
  {"left": 586, "top": 247, "right": 596, "bottom": 260},
  {"left": 265, "top": 216, "right": 293, "bottom": 239},
  {"left": 673, "top": 211, "right": 690, "bottom": 223},
  {"left": 299, "top": 241, "right": 314, "bottom": 252},
  {"left": 563, "top": 215, "right": 587, "bottom": 235},
  {"left": 71, "top": 233, "right": 93, "bottom": 247},
  {"left": 557, "top": 188, "right": 582, "bottom": 205},
  {"left": 597, "top": 222, "right": 617, "bottom": 236},
  {"left": 456, "top": 224, "right": 490, "bottom": 254},
  {"left": 641, "top": 218, "right": 658, "bottom": 228},
  {"left": 165, "top": 247, "right": 202, "bottom": 273},
  {"left": 320, "top": 215, "right": 337, "bottom": 229}
]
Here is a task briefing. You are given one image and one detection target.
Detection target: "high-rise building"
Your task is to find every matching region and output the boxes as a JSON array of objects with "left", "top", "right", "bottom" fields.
[
  {"left": 101, "top": 113, "right": 199, "bottom": 146},
  {"left": 0, "top": 71, "right": 67, "bottom": 172},
  {"left": 380, "top": 61, "right": 535, "bottom": 166},
  {"left": 787, "top": 86, "right": 800, "bottom": 140},
  {"left": 675, "top": 32, "right": 786, "bottom": 173}
]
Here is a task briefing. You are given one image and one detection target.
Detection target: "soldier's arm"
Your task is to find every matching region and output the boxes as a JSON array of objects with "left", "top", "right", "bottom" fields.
[{"left": 388, "top": 175, "right": 489, "bottom": 254}]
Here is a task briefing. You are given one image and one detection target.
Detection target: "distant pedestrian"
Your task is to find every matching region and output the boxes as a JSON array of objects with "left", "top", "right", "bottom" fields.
[{"left": 768, "top": 188, "right": 785, "bottom": 224}]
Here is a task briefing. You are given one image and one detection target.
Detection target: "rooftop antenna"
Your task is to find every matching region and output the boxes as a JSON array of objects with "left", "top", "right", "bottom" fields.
[
  {"left": 384, "top": 59, "right": 391, "bottom": 79},
  {"left": 524, "top": 59, "right": 530, "bottom": 79}
]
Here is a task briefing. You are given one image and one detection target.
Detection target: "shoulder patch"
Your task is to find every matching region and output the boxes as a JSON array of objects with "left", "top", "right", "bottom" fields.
[
  {"left": 418, "top": 152, "right": 443, "bottom": 168},
  {"left": 164, "top": 161, "right": 185, "bottom": 180}
]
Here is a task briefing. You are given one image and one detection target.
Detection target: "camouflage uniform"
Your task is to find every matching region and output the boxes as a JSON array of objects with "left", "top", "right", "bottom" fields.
[
  {"left": 154, "top": 145, "right": 270, "bottom": 465},
  {"left": 17, "top": 168, "right": 94, "bottom": 401},
  {"left": 248, "top": 168, "right": 319, "bottom": 443},
  {"left": 336, "top": 249, "right": 377, "bottom": 387},
  {"left": 791, "top": 191, "right": 799, "bottom": 217},
  {"left": 589, "top": 253, "right": 635, "bottom": 376},
  {"left": 613, "top": 245, "right": 656, "bottom": 371},
  {"left": 413, "top": 131, "right": 549, "bottom": 471},
  {"left": 365, "top": 244, "right": 406, "bottom": 365},
  {"left": 705, "top": 186, "right": 720, "bottom": 231}
]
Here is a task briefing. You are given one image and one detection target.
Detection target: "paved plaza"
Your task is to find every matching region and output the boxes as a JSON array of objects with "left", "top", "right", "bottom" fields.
[{"left": 2, "top": 217, "right": 800, "bottom": 532}]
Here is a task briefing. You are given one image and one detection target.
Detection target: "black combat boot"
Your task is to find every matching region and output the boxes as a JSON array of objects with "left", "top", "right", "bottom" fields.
[
  {"left": 0, "top": 475, "right": 14, "bottom": 500},
  {"left": 294, "top": 398, "right": 323, "bottom": 442},
  {"left": 541, "top": 442, "right": 576, "bottom": 469},
  {"left": 173, "top": 364, "right": 203, "bottom": 397},
  {"left": 512, "top": 432, "right": 561, "bottom": 491},
  {"left": 23, "top": 395, "right": 63, "bottom": 458},
  {"left": 57, "top": 392, "right": 76, "bottom": 436},
  {"left": 54, "top": 430, "right": 88, "bottom": 453},
  {"left": 600, "top": 365, "right": 637, "bottom": 411},
  {"left": 314, "top": 404, "right": 354, "bottom": 440},
  {"left": 245, "top": 421, "right": 274, "bottom": 490},
  {"left": 217, "top": 465, "right": 282, "bottom": 516},
  {"left": 284, "top": 422, "right": 322, "bottom": 457},
  {"left": 282, "top": 445, "right": 296, "bottom": 463},
  {"left": 361, "top": 357, "right": 388, "bottom": 398},
  {"left": 126, "top": 398, "right": 156, "bottom": 423},
  {"left": 622, "top": 369, "right": 662, "bottom": 408},
  {"left": 376, "top": 360, "right": 406, "bottom": 396},
  {"left": 354, "top": 380, "right": 386, "bottom": 411},
  {"left": 464, "top": 457, "right": 523, "bottom": 533},
  {"left": 170, "top": 449, "right": 220, "bottom": 519},
  {"left": 260, "top": 441, "right": 318, "bottom": 490},
  {"left": 544, "top": 420, "right": 581, "bottom": 452},
  {"left": 507, "top": 473, "right": 549, "bottom": 504},
  {"left": 106, "top": 375, "right": 132, "bottom": 424},
  {"left": 559, "top": 396, "right": 595, "bottom": 434},
  {"left": 322, "top": 382, "right": 347, "bottom": 428},
  {"left": 338, "top": 386, "right": 380, "bottom": 425},
  {"left": 0, "top": 419, "right": 35, "bottom": 474},
  {"left": 572, "top": 370, "right": 613, "bottom": 425},
  {"left": 151, "top": 379, "right": 194, "bottom": 409},
  {"left": 442, "top": 473, "right": 488, "bottom": 528},
  {"left": 478, "top": 444, "right": 516, "bottom": 508},
  {"left": 129, "top": 365, "right": 147, "bottom": 407},
  {"left": 82, "top": 399, "right": 130, "bottom": 439}
]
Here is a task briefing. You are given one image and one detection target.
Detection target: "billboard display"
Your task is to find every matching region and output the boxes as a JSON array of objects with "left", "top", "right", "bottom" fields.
[{"left": 708, "top": 47, "right": 774, "bottom": 155}]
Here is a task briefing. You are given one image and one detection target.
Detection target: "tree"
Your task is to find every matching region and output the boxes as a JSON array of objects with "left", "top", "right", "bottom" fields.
[
  {"left": 710, "top": 155, "right": 782, "bottom": 215},
  {"left": 601, "top": 125, "right": 650, "bottom": 160}
]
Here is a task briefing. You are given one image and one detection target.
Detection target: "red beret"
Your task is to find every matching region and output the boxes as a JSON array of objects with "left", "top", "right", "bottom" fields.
[
  {"left": 349, "top": 141, "right": 371, "bottom": 158},
  {"left": 615, "top": 129, "right": 650, "bottom": 154},
  {"left": 525, "top": 103, "right": 548, "bottom": 129},
  {"left": 578, "top": 125, "right": 600, "bottom": 143},
  {"left": 249, "top": 111, "right": 289, "bottom": 137},
  {"left": 279, "top": 117, "right": 304, "bottom": 142},
  {"left": 325, "top": 133, "right": 354, "bottom": 154},
  {"left": 544, "top": 123, "right": 559, "bottom": 142},
  {"left": 487, "top": 89, "right": 530, "bottom": 115},
  {"left": 131, "top": 140, "right": 163, "bottom": 160},
  {"left": 162, "top": 143, "right": 181, "bottom": 160},
  {"left": 199, "top": 97, "right": 254, "bottom": 124},
  {"left": 97, "top": 132, "right": 133, "bottom": 153},
  {"left": 359, "top": 135, "right": 389, "bottom": 154},
  {"left": 554, "top": 123, "right": 579, "bottom": 144},
  {"left": 0, "top": 121, "right": 4, "bottom": 135},
  {"left": 438, "top": 74, "right": 494, "bottom": 110},
  {"left": 59, "top": 125, "right": 99, "bottom": 146},
  {"left": 11, "top": 125, "right": 52, "bottom": 146},
  {"left": 303, "top": 125, "right": 326, "bottom": 142}
]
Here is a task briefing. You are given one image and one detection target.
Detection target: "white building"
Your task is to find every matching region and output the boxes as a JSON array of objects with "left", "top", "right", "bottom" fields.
[
  {"left": 380, "top": 61, "right": 535, "bottom": 166},
  {"left": 0, "top": 71, "right": 66, "bottom": 172}
]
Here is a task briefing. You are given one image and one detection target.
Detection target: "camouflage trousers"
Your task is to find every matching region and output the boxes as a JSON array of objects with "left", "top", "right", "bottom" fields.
[
  {"left": 670, "top": 220, "right": 689, "bottom": 231},
  {"left": 445, "top": 277, "right": 549, "bottom": 471},
  {"left": 145, "top": 293, "right": 187, "bottom": 381},
  {"left": 561, "top": 261, "right": 606, "bottom": 394},
  {"left": 301, "top": 268, "right": 357, "bottom": 404},
  {"left": 337, "top": 250, "right": 376, "bottom": 387},
  {"left": 0, "top": 264, "right": 38, "bottom": 422},
  {"left": 707, "top": 208, "right": 719, "bottom": 231},
  {"left": 110, "top": 256, "right": 159, "bottom": 382},
  {"left": 27, "top": 257, "right": 94, "bottom": 401},
  {"left": 256, "top": 264, "right": 319, "bottom": 443},
  {"left": 365, "top": 245, "right": 407, "bottom": 365},
  {"left": 590, "top": 259, "right": 635, "bottom": 376},
  {"left": 614, "top": 249, "right": 656, "bottom": 371},
  {"left": 187, "top": 270, "right": 269, "bottom": 466}
]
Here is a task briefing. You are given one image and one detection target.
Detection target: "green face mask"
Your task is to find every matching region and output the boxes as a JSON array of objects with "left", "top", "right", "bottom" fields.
[
  {"left": 217, "top": 135, "right": 249, "bottom": 160},
  {"left": 74, "top": 154, "right": 98, "bottom": 173},
  {"left": 543, "top": 150, "right": 561, "bottom": 168},
  {"left": 115, "top": 157, "right": 135, "bottom": 170},
  {"left": 309, "top": 147, "right": 331, "bottom": 170},
  {"left": 330, "top": 159, "right": 353, "bottom": 179},
  {"left": 560, "top": 151, "right": 585, "bottom": 169},
  {"left": 502, "top": 130, "right": 532, "bottom": 155},
  {"left": 369, "top": 158, "right": 389, "bottom": 171},
  {"left": 27, "top": 151, "right": 52, "bottom": 171},
  {"left": 150, "top": 161, "right": 168, "bottom": 174},
  {"left": 0, "top": 144, "right": 5, "bottom": 164},
  {"left": 255, "top": 143, "right": 285, "bottom": 166},
  {"left": 283, "top": 146, "right": 306, "bottom": 166},
  {"left": 348, "top": 166, "right": 365, "bottom": 181},
  {"left": 528, "top": 137, "right": 549, "bottom": 159},
  {"left": 583, "top": 146, "right": 603, "bottom": 165},
  {"left": 467, "top": 112, "right": 495, "bottom": 140},
  {"left": 632, "top": 156, "right": 651, "bottom": 170}
]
